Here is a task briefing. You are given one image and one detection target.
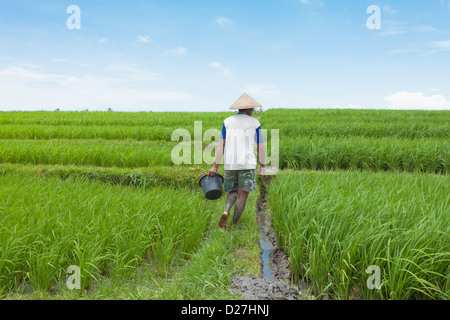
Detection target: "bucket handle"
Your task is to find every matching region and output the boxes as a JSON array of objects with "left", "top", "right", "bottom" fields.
[{"left": 198, "top": 172, "right": 208, "bottom": 179}]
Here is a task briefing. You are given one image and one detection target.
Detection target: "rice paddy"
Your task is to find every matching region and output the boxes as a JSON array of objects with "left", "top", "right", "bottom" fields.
[
  {"left": 0, "top": 172, "right": 219, "bottom": 293},
  {"left": 268, "top": 170, "right": 449, "bottom": 300},
  {"left": 0, "top": 109, "right": 448, "bottom": 300}
]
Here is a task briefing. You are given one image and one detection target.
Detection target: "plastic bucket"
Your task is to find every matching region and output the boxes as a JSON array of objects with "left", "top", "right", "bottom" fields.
[{"left": 198, "top": 173, "right": 224, "bottom": 200}]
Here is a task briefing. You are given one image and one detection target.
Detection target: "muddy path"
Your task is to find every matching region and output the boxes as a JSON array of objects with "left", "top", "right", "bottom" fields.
[
  {"left": 228, "top": 175, "right": 313, "bottom": 300},
  {"left": 255, "top": 206, "right": 291, "bottom": 283}
]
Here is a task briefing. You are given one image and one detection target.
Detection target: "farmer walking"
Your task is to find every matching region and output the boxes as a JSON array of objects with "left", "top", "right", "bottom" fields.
[{"left": 208, "top": 93, "right": 266, "bottom": 230}]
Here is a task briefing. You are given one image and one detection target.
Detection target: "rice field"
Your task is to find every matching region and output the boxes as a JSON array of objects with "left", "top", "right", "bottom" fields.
[
  {"left": 268, "top": 170, "right": 449, "bottom": 300},
  {"left": 0, "top": 172, "right": 219, "bottom": 294},
  {"left": 1, "top": 110, "right": 448, "bottom": 173},
  {"left": 0, "top": 108, "right": 449, "bottom": 300}
]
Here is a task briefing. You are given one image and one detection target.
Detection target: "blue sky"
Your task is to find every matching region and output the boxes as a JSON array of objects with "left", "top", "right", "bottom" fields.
[{"left": 0, "top": 0, "right": 449, "bottom": 111}]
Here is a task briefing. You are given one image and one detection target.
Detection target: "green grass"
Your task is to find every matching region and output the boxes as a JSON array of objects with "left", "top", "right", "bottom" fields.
[
  {"left": 278, "top": 136, "right": 449, "bottom": 174},
  {"left": 2, "top": 109, "right": 448, "bottom": 140},
  {"left": 2, "top": 180, "right": 261, "bottom": 300},
  {"left": 0, "top": 110, "right": 230, "bottom": 127},
  {"left": 2, "top": 108, "right": 449, "bottom": 300},
  {"left": 0, "top": 172, "right": 222, "bottom": 296},
  {"left": 0, "top": 163, "right": 208, "bottom": 189},
  {"left": 0, "top": 139, "right": 175, "bottom": 168},
  {"left": 0, "top": 111, "right": 229, "bottom": 142},
  {"left": 0, "top": 135, "right": 447, "bottom": 174},
  {"left": 260, "top": 109, "right": 450, "bottom": 139},
  {"left": 268, "top": 170, "right": 450, "bottom": 300},
  {"left": 1, "top": 109, "right": 449, "bottom": 174}
]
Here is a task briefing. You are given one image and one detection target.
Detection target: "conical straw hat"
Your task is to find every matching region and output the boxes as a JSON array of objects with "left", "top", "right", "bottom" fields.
[{"left": 230, "top": 93, "right": 262, "bottom": 110}]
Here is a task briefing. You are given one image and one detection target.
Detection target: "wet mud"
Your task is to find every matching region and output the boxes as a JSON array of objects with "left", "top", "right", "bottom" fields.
[{"left": 229, "top": 174, "right": 312, "bottom": 300}]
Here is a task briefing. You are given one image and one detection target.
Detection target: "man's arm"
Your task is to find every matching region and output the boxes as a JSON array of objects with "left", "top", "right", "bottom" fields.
[
  {"left": 208, "top": 138, "right": 225, "bottom": 177},
  {"left": 209, "top": 123, "right": 226, "bottom": 177}
]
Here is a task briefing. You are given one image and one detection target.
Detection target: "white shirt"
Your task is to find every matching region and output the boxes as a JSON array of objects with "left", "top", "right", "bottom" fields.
[{"left": 221, "top": 113, "right": 264, "bottom": 171}]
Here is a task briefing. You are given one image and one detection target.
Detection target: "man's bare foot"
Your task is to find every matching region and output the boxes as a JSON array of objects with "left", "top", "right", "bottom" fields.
[{"left": 219, "top": 212, "right": 229, "bottom": 230}]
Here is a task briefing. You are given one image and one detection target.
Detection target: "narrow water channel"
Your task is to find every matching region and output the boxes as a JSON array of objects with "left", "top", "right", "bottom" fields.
[{"left": 256, "top": 209, "right": 277, "bottom": 281}]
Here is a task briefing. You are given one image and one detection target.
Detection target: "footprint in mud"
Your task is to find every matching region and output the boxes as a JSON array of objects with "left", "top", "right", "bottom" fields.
[{"left": 229, "top": 276, "right": 301, "bottom": 300}]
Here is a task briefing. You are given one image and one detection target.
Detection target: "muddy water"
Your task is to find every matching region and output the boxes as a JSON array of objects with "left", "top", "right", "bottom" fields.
[
  {"left": 255, "top": 174, "right": 286, "bottom": 282},
  {"left": 256, "top": 209, "right": 276, "bottom": 281},
  {"left": 228, "top": 174, "right": 314, "bottom": 300},
  {"left": 229, "top": 203, "right": 304, "bottom": 300}
]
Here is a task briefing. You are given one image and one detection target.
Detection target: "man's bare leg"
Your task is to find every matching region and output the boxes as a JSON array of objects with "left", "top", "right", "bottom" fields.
[
  {"left": 219, "top": 191, "right": 238, "bottom": 230},
  {"left": 231, "top": 190, "right": 249, "bottom": 225}
]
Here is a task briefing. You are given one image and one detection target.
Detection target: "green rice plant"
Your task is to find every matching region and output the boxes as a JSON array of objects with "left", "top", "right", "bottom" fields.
[
  {"left": 0, "top": 172, "right": 219, "bottom": 294},
  {"left": 0, "top": 139, "right": 175, "bottom": 168},
  {"left": 260, "top": 109, "right": 450, "bottom": 140},
  {"left": 0, "top": 111, "right": 228, "bottom": 141},
  {"left": 278, "top": 136, "right": 449, "bottom": 174},
  {"left": 268, "top": 170, "right": 449, "bottom": 300},
  {"left": 0, "top": 124, "right": 189, "bottom": 141},
  {"left": 0, "top": 163, "right": 211, "bottom": 190},
  {"left": 1, "top": 109, "right": 448, "bottom": 174},
  {"left": 0, "top": 139, "right": 226, "bottom": 169},
  {"left": 261, "top": 109, "right": 449, "bottom": 174},
  {"left": 0, "top": 111, "right": 229, "bottom": 127}
]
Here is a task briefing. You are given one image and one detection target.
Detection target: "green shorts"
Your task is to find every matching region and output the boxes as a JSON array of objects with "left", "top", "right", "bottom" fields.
[{"left": 224, "top": 169, "right": 257, "bottom": 193}]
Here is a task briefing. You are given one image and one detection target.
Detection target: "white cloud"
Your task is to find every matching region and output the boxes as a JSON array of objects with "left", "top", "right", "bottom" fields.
[
  {"left": 382, "top": 5, "right": 398, "bottom": 14},
  {"left": 386, "top": 49, "right": 410, "bottom": 55},
  {"left": 243, "top": 83, "right": 282, "bottom": 99},
  {"left": 385, "top": 91, "right": 450, "bottom": 110},
  {"left": 209, "top": 62, "right": 222, "bottom": 69},
  {"left": 299, "top": 0, "right": 323, "bottom": 5},
  {"left": 440, "top": 0, "right": 450, "bottom": 9},
  {"left": 137, "top": 35, "right": 153, "bottom": 43},
  {"left": 416, "top": 40, "right": 450, "bottom": 55},
  {"left": 208, "top": 62, "right": 232, "bottom": 77},
  {"left": 166, "top": 46, "right": 188, "bottom": 56},
  {"left": 0, "top": 65, "right": 190, "bottom": 111},
  {"left": 430, "top": 40, "right": 450, "bottom": 52},
  {"left": 387, "top": 38, "right": 450, "bottom": 56},
  {"left": 215, "top": 16, "right": 232, "bottom": 28},
  {"left": 378, "top": 21, "right": 440, "bottom": 38},
  {"left": 103, "top": 63, "right": 160, "bottom": 81},
  {"left": 415, "top": 25, "right": 438, "bottom": 32},
  {"left": 98, "top": 38, "right": 108, "bottom": 44},
  {"left": 51, "top": 58, "right": 94, "bottom": 68},
  {"left": 379, "top": 20, "right": 407, "bottom": 36}
]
